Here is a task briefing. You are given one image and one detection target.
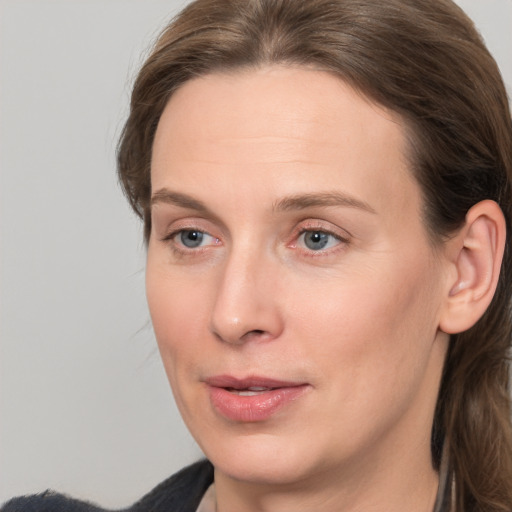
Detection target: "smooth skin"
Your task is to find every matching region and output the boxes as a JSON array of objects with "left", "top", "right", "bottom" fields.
[{"left": 146, "top": 66, "right": 505, "bottom": 512}]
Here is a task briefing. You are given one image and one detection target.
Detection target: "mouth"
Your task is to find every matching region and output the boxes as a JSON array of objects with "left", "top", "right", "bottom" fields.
[
  {"left": 226, "top": 386, "right": 279, "bottom": 396},
  {"left": 204, "top": 375, "right": 310, "bottom": 422}
]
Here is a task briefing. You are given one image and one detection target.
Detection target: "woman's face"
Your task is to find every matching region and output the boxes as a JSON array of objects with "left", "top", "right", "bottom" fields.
[{"left": 147, "top": 66, "right": 451, "bottom": 487}]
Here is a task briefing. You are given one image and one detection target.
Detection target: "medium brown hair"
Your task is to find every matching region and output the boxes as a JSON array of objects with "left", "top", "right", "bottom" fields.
[{"left": 117, "top": 1, "right": 512, "bottom": 510}]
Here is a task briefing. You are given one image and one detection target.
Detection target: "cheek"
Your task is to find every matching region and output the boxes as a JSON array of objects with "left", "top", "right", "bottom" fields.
[
  {"left": 287, "top": 254, "right": 443, "bottom": 394},
  {"left": 145, "top": 268, "right": 218, "bottom": 433},
  {"left": 146, "top": 263, "right": 211, "bottom": 380}
]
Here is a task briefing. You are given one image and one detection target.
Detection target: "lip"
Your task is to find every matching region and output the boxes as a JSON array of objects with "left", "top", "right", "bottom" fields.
[{"left": 205, "top": 375, "right": 310, "bottom": 422}]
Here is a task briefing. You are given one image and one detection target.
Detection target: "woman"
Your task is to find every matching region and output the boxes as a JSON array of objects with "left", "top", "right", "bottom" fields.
[{"left": 3, "top": 0, "right": 511, "bottom": 511}]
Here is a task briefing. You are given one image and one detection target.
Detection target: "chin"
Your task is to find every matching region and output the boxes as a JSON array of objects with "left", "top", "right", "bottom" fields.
[
  {"left": 201, "top": 432, "right": 324, "bottom": 486},
  {"left": 215, "top": 457, "right": 310, "bottom": 486}
]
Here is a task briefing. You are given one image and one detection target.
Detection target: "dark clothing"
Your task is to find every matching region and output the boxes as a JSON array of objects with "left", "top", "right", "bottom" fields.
[
  {"left": 1, "top": 460, "right": 214, "bottom": 512},
  {"left": 2, "top": 458, "right": 452, "bottom": 511}
]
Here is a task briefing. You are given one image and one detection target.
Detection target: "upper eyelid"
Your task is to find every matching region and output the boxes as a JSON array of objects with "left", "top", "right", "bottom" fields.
[
  {"left": 286, "top": 226, "right": 351, "bottom": 259},
  {"left": 295, "top": 229, "right": 347, "bottom": 248},
  {"left": 294, "top": 220, "right": 352, "bottom": 240},
  {"left": 158, "top": 219, "right": 351, "bottom": 246},
  {"left": 163, "top": 227, "right": 214, "bottom": 242},
  {"left": 297, "top": 226, "right": 347, "bottom": 239},
  {"left": 159, "top": 218, "right": 218, "bottom": 239},
  {"left": 151, "top": 205, "right": 228, "bottom": 236},
  {"left": 162, "top": 229, "right": 221, "bottom": 256}
]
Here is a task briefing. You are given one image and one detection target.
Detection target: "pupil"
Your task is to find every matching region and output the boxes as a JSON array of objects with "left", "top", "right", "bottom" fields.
[
  {"left": 305, "top": 231, "right": 329, "bottom": 250},
  {"left": 181, "top": 230, "right": 203, "bottom": 248}
]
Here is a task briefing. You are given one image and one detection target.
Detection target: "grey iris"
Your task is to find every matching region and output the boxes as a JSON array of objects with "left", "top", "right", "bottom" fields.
[
  {"left": 304, "top": 231, "right": 330, "bottom": 250},
  {"left": 180, "top": 230, "right": 204, "bottom": 248}
]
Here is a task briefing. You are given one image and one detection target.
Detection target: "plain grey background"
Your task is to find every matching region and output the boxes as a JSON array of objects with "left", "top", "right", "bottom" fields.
[{"left": 1, "top": 0, "right": 511, "bottom": 507}]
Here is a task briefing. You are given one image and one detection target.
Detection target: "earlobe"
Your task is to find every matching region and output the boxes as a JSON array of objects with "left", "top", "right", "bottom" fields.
[{"left": 439, "top": 200, "right": 506, "bottom": 335}]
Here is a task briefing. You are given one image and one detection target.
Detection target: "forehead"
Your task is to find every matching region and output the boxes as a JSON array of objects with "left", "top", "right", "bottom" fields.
[{"left": 151, "top": 65, "right": 420, "bottom": 223}]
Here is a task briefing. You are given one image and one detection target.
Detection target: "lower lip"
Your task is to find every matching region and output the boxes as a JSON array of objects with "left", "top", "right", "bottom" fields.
[{"left": 208, "top": 385, "right": 309, "bottom": 422}]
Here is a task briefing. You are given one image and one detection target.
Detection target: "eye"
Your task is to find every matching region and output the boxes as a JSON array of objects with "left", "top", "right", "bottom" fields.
[
  {"left": 298, "top": 230, "right": 344, "bottom": 251},
  {"left": 175, "top": 229, "right": 218, "bottom": 249}
]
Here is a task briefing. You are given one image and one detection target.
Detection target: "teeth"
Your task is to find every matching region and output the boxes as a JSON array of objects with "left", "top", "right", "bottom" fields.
[{"left": 229, "top": 386, "right": 273, "bottom": 396}]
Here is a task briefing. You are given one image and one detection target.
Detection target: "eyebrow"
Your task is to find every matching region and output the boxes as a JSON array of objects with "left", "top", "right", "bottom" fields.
[
  {"left": 151, "top": 189, "right": 211, "bottom": 213},
  {"left": 273, "top": 192, "right": 376, "bottom": 214},
  {"left": 151, "top": 188, "right": 376, "bottom": 215}
]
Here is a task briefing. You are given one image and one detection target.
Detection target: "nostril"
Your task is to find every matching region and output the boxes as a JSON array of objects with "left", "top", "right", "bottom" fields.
[{"left": 240, "top": 329, "right": 267, "bottom": 342}]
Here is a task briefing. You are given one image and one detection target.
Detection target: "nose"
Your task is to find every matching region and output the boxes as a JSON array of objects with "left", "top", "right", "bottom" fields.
[{"left": 209, "top": 248, "right": 284, "bottom": 345}]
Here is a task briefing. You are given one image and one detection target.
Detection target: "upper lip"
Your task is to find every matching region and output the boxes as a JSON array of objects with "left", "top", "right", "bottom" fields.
[{"left": 204, "top": 375, "right": 307, "bottom": 390}]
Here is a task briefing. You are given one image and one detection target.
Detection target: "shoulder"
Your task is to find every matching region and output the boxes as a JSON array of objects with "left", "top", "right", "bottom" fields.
[
  {"left": 1, "top": 459, "right": 214, "bottom": 512},
  {"left": 130, "top": 459, "right": 214, "bottom": 512},
  {"left": 0, "top": 491, "right": 105, "bottom": 512}
]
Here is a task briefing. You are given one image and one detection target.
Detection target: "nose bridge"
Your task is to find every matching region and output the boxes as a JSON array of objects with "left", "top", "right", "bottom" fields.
[{"left": 210, "top": 241, "right": 282, "bottom": 344}]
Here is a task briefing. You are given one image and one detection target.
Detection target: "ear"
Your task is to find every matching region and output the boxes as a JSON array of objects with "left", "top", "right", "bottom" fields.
[{"left": 439, "top": 200, "right": 506, "bottom": 334}]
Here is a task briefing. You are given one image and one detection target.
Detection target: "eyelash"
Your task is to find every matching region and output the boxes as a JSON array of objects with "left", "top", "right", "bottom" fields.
[
  {"left": 292, "top": 224, "right": 350, "bottom": 256},
  {"left": 160, "top": 223, "right": 350, "bottom": 257},
  {"left": 160, "top": 227, "right": 220, "bottom": 256}
]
